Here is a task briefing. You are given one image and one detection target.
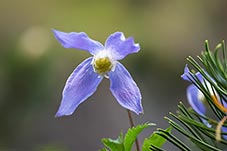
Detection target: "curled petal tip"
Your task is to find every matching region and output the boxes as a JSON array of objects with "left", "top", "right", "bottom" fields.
[
  {"left": 134, "top": 108, "right": 144, "bottom": 115},
  {"left": 55, "top": 110, "right": 73, "bottom": 117},
  {"left": 55, "top": 112, "right": 65, "bottom": 118},
  {"left": 55, "top": 112, "right": 61, "bottom": 118},
  {"left": 139, "top": 109, "right": 144, "bottom": 115},
  {"left": 105, "top": 32, "right": 140, "bottom": 60}
]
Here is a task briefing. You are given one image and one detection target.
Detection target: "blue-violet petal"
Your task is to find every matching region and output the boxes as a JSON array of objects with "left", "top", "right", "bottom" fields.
[
  {"left": 181, "top": 65, "right": 203, "bottom": 82},
  {"left": 187, "top": 85, "right": 205, "bottom": 115},
  {"left": 56, "top": 57, "right": 103, "bottom": 117},
  {"left": 109, "top": 62, "right": 143, "bottom": 114},
  {"left": 187, "top": 85, "right": 211, "bottom": 127},
  {"left": 222, "top": 126, "right": 227, "bottom": 140},
  {"left": 53, "top": 29, "right": 104, "bottom": 55},
  {"left": 105, "top": 32, "right": 140, "bottom": 60},
  {"left": 181, "top": 65, "right": 191, "bottom": 81}
]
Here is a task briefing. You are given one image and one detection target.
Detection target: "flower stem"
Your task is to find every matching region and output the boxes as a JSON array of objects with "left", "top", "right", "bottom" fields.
[{"left": 127, "top": 109, "right": 140, "bottom": 151}]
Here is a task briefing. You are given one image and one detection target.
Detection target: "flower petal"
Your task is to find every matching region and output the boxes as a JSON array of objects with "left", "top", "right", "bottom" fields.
[
  {"left": 105, "top": 32, "right": 140, "bottom": 60},
  {"left": 222, "top": 126, "right": 227, "bottom": 140},
  {"left": 187, "top": 85, "right": 205, "bottom": 115},
  {"left": 108, "top": 62, "right": 143, "bottom": 114},
  {"left": 181, "top": 65, "right": 191, "bottom": 81},
  {"left": 52, "top": 29, "right": 104, "bottom": 55},
  {"left": 187, "top": 85, "right": 211, "bottom": 127},
  {"left": 56, "top": 57, "right": 103, "bottom": 117},
  {"left": 181, "top": 65, "right": 203, "bottom": 82}
]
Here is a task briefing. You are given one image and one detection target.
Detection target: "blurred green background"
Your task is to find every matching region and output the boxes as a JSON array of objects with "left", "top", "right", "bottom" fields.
[{"left": 1, "top": 0, "right": 227, "bottom": 150}]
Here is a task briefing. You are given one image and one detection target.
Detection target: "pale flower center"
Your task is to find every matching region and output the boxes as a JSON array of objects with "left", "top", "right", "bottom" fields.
[
  {"left": 92, "top": 50, "right": 116, "bottom": 76},
  {"left": 93, "top": 57, "right": 113, "bottom": 74}
]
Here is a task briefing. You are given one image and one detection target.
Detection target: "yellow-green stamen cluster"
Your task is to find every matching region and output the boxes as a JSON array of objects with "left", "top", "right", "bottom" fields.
[{"left": 94, "top": 57, "right": 112, "bottom": 75}]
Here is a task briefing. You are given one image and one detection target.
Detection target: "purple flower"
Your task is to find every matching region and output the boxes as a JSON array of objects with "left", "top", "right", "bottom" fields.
[
  {"left": 181, "top": 65, "right": 227, "bottom": 140},
  {"left": 181, "top": 65, "right": 212, "bottom": 127},
  {"left": 53, "top": 30, "right": 143, "bottom": 117}
]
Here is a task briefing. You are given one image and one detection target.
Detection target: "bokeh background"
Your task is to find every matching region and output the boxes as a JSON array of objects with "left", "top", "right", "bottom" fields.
[{"left": 1, "top": 0, "right": 227, "bottom": 150}]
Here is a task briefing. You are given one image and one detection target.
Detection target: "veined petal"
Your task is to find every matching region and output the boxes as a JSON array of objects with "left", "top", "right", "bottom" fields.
[
  {"left": 187, "top": 85, "right": 211, "bottom": 127},
  {"left": 56, "top": 57, "right": 103, "bottom": 117},
  {"left": 105, "top": 32, "right": 140, "bottom": 60},
  {"left": 52, "top": 29, "right": 104, "bottom": 55},
  {"left": 108, "top": 62, "right": 143, "bottom": 114}
]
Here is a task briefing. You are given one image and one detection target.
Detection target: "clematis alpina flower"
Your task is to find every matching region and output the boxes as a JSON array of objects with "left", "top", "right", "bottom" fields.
[
  {"left": 181, "top": 65, "right": 212, "bottom": 127},
  {"left": 53, "top": 30, "right": 143, "bottom": 117},
  {"left": 181, "top": 65, "right": 227, "bottom": 140}
]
